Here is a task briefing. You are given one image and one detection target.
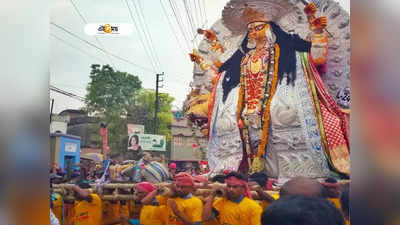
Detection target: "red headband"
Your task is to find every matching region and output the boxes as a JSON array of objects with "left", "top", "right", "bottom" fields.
[
  {"left": 226, "top": 176, "right": 252, "bottom": 198},
  {"left": 323, "top": 182, "right": 340, "bottom": 188}
]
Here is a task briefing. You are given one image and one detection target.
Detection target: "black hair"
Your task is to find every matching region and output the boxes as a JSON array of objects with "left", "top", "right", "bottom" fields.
[
  {"left": 325, "top": 177, "right": 338, "bottom": 183},
  {"left": 128, "top": 135, "right": 139, "bottom": 147},
  {"left": 219, "top": 22, "right": 311, "bottom": 102},
  {"left": 249, "top": 172, "right": 269, "bottom": 188},
  {"left": 76, "top": 179, "right": 91, "bottom": 189},
  {"left": 262, "top": 195, "right": 345, "bottom": 225},
  {"left": 211, "top": 175, "right": 226, "bottom": 184},
  {"left": 225, "top": 171, "right": 248, "bottom": 182},
  {"left": 340, "top": 183, "right": 349, "bottom": 218}
]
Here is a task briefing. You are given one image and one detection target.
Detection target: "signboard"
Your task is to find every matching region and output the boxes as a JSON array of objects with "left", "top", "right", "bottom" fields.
[
  {"left": 127, "top": 124, "right": 145, "bottom": 135},
  {"left": 128, "top": 133, "right": 166, "bottom": 151},
  {"left": 65, "top": 142, "right": 77, "bottom": 153}
]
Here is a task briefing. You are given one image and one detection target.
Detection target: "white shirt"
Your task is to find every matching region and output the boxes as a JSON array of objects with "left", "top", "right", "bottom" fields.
[{"left": 50, "top": 209, "right": 60, "bottom": 225}]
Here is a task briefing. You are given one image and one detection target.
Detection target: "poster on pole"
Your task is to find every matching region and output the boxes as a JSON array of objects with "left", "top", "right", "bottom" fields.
[{"left": 128, "top": 133, "right": 166, "bottom": 151}]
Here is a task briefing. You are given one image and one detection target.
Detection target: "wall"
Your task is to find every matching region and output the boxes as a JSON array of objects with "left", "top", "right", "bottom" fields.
[{"left": 170, "top": 135, "right": 208, "bottom": 161}]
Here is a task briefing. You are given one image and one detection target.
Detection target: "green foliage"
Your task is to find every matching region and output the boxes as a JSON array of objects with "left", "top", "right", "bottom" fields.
[
  {"left": 84, "top": 64, "right": 174, "bottom": 155},
  {"left": 84, "top": 64, "right": 142, "bottom": 153},
  {"left": 127, "top": 89, "right": 174, "bottom": 141},
  {"left": 85, "top": 64, "right": 142, "bottom": 115}
]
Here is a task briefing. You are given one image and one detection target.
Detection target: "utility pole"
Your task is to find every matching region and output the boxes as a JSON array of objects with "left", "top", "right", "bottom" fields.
[
  {"left": 50, "top": 98, "right": 54, "bottom": 123},
  {"left": 154, "top": 72, "right": 164, "bottom": 134}
]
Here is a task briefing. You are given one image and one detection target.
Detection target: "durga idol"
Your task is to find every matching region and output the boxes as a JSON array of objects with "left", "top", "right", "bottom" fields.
[{"left": 187, "top": 0, "right": 350, "bottom": 179}]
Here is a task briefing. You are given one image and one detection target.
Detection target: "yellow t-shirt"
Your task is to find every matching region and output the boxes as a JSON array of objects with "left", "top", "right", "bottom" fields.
[
  {"left": 52, "top": 193, "right": 63, "bottom": 223},
  {"left": 259, "top": 193, "right": 279, "bottom": 211},
  {"left": 128, "top": 200, "right": 142, "bottom": 220},
  {"left": 158, "top": 195, "right": 203, "bottom": 225},
  {"left": 102, "top": 201, "right": 121, "bottom": 225},
  {"left": 120, "top": 201, "right": 130, "bottom": 225},
  {"left": 327, "top": 197, "right": 342, "bottom": 210},
  {"left": 213, "top": 197, "right": 262, "bottom": 225},
  {"left": 140, "top": 205, "right": 167, "bottom": 225},
  {"left": 65, "top": 203, "right": 75, "bottom": 225},
  {"left": 73, "top": 194, "right": 103, "bottom": 225}
]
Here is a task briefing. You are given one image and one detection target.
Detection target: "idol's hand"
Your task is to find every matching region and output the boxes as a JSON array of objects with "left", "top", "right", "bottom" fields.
[
  {"left": 311, "top": 16, "right": 327, "bottom": 33},
  {"left": 189, "top": 49, "right": 203, "bottom": 64},
  {"left": 304, "top": 2, "right": 317, "bottom": 17}
]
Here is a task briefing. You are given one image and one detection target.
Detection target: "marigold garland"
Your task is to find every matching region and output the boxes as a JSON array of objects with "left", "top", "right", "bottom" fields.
[{"left": 256, "top": 43, "right": 280, "bottom": 158}]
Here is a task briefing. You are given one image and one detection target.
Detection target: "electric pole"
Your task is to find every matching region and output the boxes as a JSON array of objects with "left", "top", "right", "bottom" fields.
[{"left": 154, "top": 72, "right": 164, "bottom": 134}]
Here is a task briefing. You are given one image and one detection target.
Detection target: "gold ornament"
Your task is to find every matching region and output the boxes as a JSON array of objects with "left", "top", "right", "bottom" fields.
[{"left": 251, "top": 157, "right": 265, "bottom": 173}]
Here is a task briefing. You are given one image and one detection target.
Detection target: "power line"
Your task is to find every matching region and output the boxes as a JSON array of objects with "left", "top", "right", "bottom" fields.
[
  {"left": 131, "top": 0, "right": 162, "bottom": 71},
  {"left": 50, "top": 85, "right": 85, "bottom": 102},
  {"left": 123, "top": 0, "right": 158, "bottom": 72},
  {"left": 159, "top": 0, "right": 187, "bottom": 57},
  {"left": 167, "top": 0, "right": 192, "bottom": 51},
  {"left": 182, "top": 0, "right": 196, "bottom": 37},
  {"left": 69, "top": 0, "right": 116, "bottom": 69},
  {"left": 51, "top": 33, "right": 107, "bottom": 64},
  {"left": 50, "top": 22, "right": 156, "bottom": 73},
  {"left": 202, "top": 0, "right": 208, "bottom": 27}
]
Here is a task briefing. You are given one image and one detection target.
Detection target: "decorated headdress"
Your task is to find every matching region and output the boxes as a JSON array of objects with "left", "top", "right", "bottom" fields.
[
  {"left": 242, "top": 4, "right": 268, "bottom": 25},
  {"left": 222, "top": 0, "right": 301, "bottom": 36}
]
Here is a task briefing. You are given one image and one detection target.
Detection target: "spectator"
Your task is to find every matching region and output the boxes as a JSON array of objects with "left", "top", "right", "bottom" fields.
[
  {"left": 279, "top": 177, "right": 326, "bottom": 198},
  {"left": 261, "top": 195, "right": 345, "bottom": 225},
  {"left": 168, "top": 163, "right": 177, "bottom": 180},
  {"left": 203, "top": 172, "right": 262, "bottom": 225}
]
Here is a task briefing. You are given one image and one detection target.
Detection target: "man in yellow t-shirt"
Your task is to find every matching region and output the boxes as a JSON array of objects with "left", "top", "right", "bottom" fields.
[
  {"left": 203, "top": 172, "right": 262, "bottom": 225},
  {"left": 51, "top": 192, "right": 63, "bottom": 223},
  {"left": 70, "top": 181, "right": 102, "bottom": 225},
  {"left": 102, "top": 200, "right": 121, "bottom": 225},
  {"left": 248, "top": 172, "right": 276, "bottom": 211},
  {"left": 145, "top": 172, "right": 203, "bottom": 225},
  {"left": 129, "top": 181, "right": 166, "bottom": 225}
]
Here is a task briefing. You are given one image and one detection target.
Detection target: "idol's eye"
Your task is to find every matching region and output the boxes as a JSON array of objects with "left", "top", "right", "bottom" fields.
[{"left": 255, "top": 24, "right": 266, "bottom": 31}]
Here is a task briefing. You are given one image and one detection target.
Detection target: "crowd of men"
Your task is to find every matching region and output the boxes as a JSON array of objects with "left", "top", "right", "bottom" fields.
[{"left": 50, "top": 159, "right": 350, "bottom": 225}]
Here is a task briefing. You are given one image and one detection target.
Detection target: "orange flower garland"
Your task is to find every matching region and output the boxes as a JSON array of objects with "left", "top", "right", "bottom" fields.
[{"left": 256, "top": 43, "right": 280, "bottom": 158}]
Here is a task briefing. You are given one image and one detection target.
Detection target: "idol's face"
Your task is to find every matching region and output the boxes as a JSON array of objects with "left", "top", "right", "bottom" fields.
[{"left": 247, "top": 22, "right": 268, "bottom": 41}]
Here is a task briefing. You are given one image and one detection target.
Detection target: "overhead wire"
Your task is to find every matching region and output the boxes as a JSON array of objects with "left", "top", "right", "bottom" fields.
[
  {"left": 50, "top": 22, "right": 156, "bottom": 73},
  {"left": 50, "top": 33, "right": 107, "bottom": 64},
  {"left": 201, "top": 0, "right": 208, "bottom": 28},
  {"left": 69, "top": 0, "right": 116, "bottom": 69},
  {"left": 50, "top": 85, "right": 85, "bottom": 102},
  {"left": 123, "top": 0, "right": 158, "bottom": 72},
  {"left": 159, "top": 0, "right": 187, "bottom": 57},
  {"left": 131, "top": 0, "right": 162, "bottom": 72},
  {"left": 168, "top": 0, "right": 192, "bottom": 51},
  {"left": 182, "top": 0, "right": 196, "bottom": 37}
]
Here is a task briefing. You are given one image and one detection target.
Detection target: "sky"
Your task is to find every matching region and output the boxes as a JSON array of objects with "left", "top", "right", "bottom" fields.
[{"left": 50, "top": 0, "right": 349, "bottom": 114}]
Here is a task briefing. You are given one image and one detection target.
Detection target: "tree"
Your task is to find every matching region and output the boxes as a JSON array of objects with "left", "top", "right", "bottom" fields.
[
  {"left": 85, "top": 64, "right": 142, "bottom": 153},
  {"left": 127, "top": 89, "right": 174, "bottom": 156}
]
